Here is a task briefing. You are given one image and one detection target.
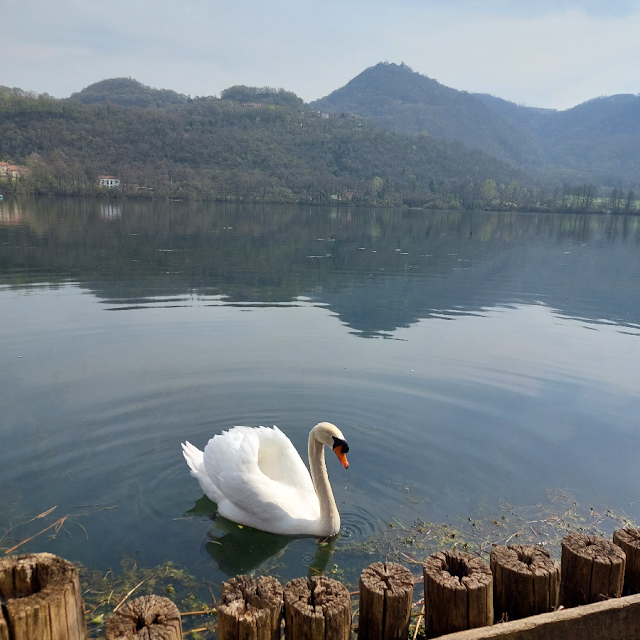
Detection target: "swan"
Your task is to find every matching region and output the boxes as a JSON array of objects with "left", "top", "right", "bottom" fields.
[{"left": 181, "top": 422, "right": 349, "bottom": 537}]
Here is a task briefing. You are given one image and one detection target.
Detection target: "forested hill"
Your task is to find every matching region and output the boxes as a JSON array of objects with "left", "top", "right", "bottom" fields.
[
  {"left": 473, "top": 92, "right": 640, "bottom": 187},
  {"left": 0, "top": 86, "right": 527, "bottom": 207},
  {"left": 69, "top": 78, "right": 306, "bottom": 110},
  {"left": 471, "top": 93, "right": 555, "bottom": 132},
  {"left": 310, "top": 63, "right": 547, "bottom": 172},
  {"left": 69, "top": 78, "right": 189, "bottom": 109},
  {"left": 312, "top": 63, "right": 640, "bottom": 189}
]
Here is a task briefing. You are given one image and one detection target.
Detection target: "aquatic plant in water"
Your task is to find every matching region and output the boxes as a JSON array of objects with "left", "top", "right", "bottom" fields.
[{"left": 2, "top": 490, "right": 635, "bottom": 638}]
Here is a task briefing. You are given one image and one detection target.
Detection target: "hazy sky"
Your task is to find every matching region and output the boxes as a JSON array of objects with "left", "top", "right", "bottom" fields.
[{"left": 4, "top": 0, "right": 640, "bottom": 110}]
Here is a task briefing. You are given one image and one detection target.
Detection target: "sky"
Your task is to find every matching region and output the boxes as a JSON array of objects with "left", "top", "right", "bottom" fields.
[{"left": 3, "top": 0, "right": 640, "bottom": 110}]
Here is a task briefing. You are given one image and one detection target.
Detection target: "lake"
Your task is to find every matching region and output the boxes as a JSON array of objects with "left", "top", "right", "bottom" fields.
[{"left": 1, "top": 197, "right": 640, "bottom": 615}]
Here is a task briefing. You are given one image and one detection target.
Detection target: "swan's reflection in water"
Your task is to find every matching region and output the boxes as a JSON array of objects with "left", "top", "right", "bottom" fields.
[{"left": 186, "top": 497, "right": 338, "bottom": 577}]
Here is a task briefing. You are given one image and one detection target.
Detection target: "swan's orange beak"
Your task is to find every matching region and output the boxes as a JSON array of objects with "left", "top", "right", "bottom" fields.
[{"left": 334, "top": 445, "right": 349, "bottom": 469}]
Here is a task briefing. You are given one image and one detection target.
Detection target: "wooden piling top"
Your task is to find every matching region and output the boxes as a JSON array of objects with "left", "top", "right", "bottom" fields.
[{"left": 0, "top": 552, "right": 86, "bottom": 640}]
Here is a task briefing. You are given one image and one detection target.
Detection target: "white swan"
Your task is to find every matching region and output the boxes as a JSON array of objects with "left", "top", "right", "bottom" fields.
[{"left": 181, "top": 422, "right": 349, "bottom": 537}]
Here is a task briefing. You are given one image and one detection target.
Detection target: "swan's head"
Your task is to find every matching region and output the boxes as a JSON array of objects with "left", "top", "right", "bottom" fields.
[{"left": 312, "top": 422, "right": 349, "bottom": 469}]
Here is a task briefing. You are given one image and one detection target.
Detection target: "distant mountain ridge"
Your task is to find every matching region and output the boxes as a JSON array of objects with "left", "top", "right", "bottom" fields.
[
  {"left": 2, "top": 65, "right": 639, "bottom": 204},
  {"left": 311, "top": 62, "right": 640, "bottom": 189}
]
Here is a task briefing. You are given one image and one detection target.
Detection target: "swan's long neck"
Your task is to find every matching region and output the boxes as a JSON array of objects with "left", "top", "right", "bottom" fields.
[{"left": 308, "top": 432, "right": 340, "bottom": 536}]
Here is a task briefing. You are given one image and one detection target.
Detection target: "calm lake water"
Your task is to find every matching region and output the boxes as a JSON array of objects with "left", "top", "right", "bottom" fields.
[{"left": 1, "top": 197, "right": 640, "bottom": 595}]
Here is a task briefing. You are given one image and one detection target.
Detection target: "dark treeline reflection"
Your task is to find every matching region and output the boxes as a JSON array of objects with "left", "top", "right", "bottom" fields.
[{"left": 1, "top": 197, "right": 640, "bottom": 335}]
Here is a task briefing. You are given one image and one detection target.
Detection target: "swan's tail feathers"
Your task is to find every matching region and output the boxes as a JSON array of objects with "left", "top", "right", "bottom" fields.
[
  {"left": 182, "top": 441, "right": 205, "bottom": 473},
  {"left": 181, "top": 441, "right": 224, "bottom": 504}
]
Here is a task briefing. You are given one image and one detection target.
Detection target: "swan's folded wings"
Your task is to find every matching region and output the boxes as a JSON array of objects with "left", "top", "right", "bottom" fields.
[{"left": 203, "top": 426, "right": 320, "bottom": 521}]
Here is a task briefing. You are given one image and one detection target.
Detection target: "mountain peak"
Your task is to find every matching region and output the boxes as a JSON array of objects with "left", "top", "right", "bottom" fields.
[{"left": 310, "top": 61, "right": 544, "bottom": 169}]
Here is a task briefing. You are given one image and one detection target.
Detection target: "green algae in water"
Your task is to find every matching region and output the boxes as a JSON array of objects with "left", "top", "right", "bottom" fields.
[
  {"left": 345, "top": 489, "right": 636, "bottom": 568},
  {"left": 80, "top": 558, "right": 217, "bottom": 638},
  {"left": 3, "top": 490, "right": 636, "bottom": 639}
]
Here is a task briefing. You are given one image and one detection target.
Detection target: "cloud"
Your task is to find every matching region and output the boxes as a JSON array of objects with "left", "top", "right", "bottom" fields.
[
  {"left": 3, "top": 0, "right": 640, "bottom": 110},
  {"left": 383, "top": 9, "right": 640, "bottom": 108}
]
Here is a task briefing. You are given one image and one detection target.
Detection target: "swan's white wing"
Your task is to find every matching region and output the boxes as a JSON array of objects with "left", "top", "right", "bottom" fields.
[{"left": 202, "top": 426, "right": 320, "bottom": 523}]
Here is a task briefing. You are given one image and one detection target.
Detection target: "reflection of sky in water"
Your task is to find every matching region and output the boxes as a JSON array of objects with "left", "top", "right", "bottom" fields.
[
  {"left": 1, "top": 201, "right": 640, "bottom": 589},
  {"left": 2, "top": 288, "right": 640, "bottom": 582}
]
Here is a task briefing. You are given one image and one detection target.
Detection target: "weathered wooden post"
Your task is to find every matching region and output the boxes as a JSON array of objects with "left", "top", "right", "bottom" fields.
[
  {"left": 0, "top": 552, "right": 86, "bottom": 640},
  {"left": 105, "top": 595, "right": 182, "bottom": 640},
  {"left": 614, "top": 528, "right": 640, "bottom": 593},
  {"left": 218, "top": 575, "right": 283, "bottom": 640},
  {"left": 490, "top": 544, "right": 560, "bottom": 620},
  {"left": 561, "top": 534, "right": 626, "bottom": 607},
  {"left": 358, "top": 562, "right": 413, "bottom": 640},
  {"left": 423, "top": 550, "right": 492, "bottom": 638},
  {"left": 283, "top": 576, "right": 351, "bottom": 640}
]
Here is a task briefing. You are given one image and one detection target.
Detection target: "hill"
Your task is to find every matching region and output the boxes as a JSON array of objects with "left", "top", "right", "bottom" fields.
[
  {"left": 0, "top": 87, "right": 528, "bottom": 207},
  {"left": 536, "top": 95, "right": 640, "bottom": 184},
  {"left": 219, "top": 85, "right": 304, "bottom": 109},
  {"left": 69, "top": 78, "right": 189, "bottom": 109},
  {"left": 474, "top": 92, "right": 640, "bottom": 185},
  {"left": 312, "top": 63, "right": 640, "bottom": 189},
  {"left": 471, "top": 93, "right": 555, "bottom": 132},
  {"left": 310, "top": 63, "right": 548, "bottom": 171}
]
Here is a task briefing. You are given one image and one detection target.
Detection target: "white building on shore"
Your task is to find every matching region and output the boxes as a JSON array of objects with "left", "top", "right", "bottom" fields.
[{"left": 98, "top": 175, "right": 121, "bottom": 188}]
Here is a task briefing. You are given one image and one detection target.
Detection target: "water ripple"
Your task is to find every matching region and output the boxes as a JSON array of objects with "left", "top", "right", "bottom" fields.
[{"left": 337, "top": 506, "right": 378, "bottom": 546}]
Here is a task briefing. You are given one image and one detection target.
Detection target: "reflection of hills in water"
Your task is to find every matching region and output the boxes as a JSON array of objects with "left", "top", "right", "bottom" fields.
[{"left": 1, "top": 197, "right": 639, "bottom": 335}]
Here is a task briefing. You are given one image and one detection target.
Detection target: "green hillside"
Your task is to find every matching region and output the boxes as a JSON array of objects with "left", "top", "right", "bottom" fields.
[
  {"left": 0, "top": 86, "right": 527, "bottom": 207},
  {"left": 69, "top": 77, "right": 189, "bottom": 109},
  {"left": 312, "top": 63, "right": 640, "bottom": 189},
  {"left": 310, "top": 63, "right": 548, "bottom": 171},
  {"left": 2, "top": 67, "right": 637, "bottom": 208}
]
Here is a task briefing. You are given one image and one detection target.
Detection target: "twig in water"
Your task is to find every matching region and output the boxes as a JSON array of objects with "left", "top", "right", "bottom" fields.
[
  {"left": 184, "top": 627, "right": 210, "bottom": 636},
  {"left": 75, "top": 522, "right": 89, "bottom": 540},
  {"left": 503, "top": 531, "right": 523, "bottom": 546},
  {"left": 399, "top": 551, "right": 422, "bottom": 565},
  {"left": 392, "top": 518, "right": 409, "bottom": 531},
  {"left": 4, "top": 515, "right": 69, "bottom": 555},
  {"left": 181, "top": 610, "right": 215, "bottom": 617},
  {"left": 208, "top": 586, "right": 218, "bottom": 610},
  {"left": 113, "top": 580, "right": 145, "bottom": 613},
  {"left": 413, "top": 603, "right": 425, "bottom": 640},
  {"left": 25, "top": 506, "right": 57, "bottom": 523}
]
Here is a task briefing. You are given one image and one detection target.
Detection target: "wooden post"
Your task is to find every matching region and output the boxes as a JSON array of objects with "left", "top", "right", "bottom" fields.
[
  {"left": 105, "top": 595, "right": 182, "bottom": 640},
  {"left": 423, "top": 550, "right": 492, "bottom": 638},
  {"left": 358, "top": 561, "right": 413, "bottom": 640},
  {"left": 283, "top": 576, "right": 351, "bottom": 640},
  {"left": 490, "top": 544, "right": 560, "bottom": 620},
  {"left": 218, "top": 575, "right": 283, "bottom": 640},
  {"left": 614, "top": 528, "right": 640, "bottom": 593},
  {"left": 561, "top": 534, "right": 626, "bottom": 607},
  {"left": 0, "top": 552, "right": 86, "bottom": 640}
]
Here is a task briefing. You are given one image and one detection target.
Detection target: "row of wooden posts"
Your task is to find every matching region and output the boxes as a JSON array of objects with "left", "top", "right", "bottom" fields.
[{"left": 1, "top": 528, "right": 639, "bottom": 639}]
